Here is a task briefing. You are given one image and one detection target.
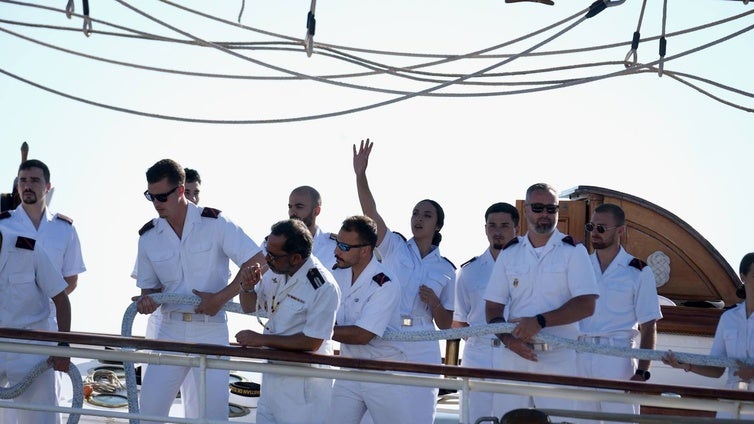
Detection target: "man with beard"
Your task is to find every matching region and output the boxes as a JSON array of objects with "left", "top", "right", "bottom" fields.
[
  {"left": 288, "top": 186, "right": 337, "bottom": 270},
  {"left": 484, "top": 183, "right": 598, "bottom": 419},
  {"left": 237, "top": 219, "right": 340, "bottom": 424},
  {"left": 452, "top": 202, "right": 519, "bottom": 421},
  {"left": 575, "top": 203, "right": 662, "bottom": 423}
]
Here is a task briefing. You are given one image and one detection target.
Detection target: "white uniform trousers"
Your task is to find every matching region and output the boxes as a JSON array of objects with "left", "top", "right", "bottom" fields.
[
  {"left": 138, "top": 317, "right": 229, "bottom": 424},
  {"left": 460, "top": 338, "right": 499, "bottom": 423},
  {"left": 490, "top": 346, "right": 577, "bottom": 422},
  {"left": 575, "top": 339, "right": 637, "bottom": 424},
  {"left": 256, "top": 371, "right": 333, "bottom": 424},
  {"left": 328, "top": 378, "right": 414, "bottom": 424},
  {"left": 0, "top": 342, "right": 59, "bottom": 424}
]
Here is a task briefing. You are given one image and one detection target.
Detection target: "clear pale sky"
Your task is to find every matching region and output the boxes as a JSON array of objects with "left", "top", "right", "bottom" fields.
[{"left": 1, "top": 0, "right": 753, "bottom": 335}]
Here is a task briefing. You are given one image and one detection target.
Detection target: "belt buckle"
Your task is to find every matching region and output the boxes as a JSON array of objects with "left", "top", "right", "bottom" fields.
[
  {"left": 401, "top": 315, "right": 413, "bottom": 327},
  {"left": 182, "top": 313, "right": 193, "bottom": 322},
  {"left": 528, "top": 342, "right": 549, "bottom": 351}
]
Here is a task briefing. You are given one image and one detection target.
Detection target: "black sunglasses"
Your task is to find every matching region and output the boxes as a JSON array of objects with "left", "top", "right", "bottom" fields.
[
  {"left": 262, "top": 240, "right": 292, "bottom": 262},
  {"left": 585, "top": 223, "right": 617, "bottom": 233},
  {"left": 335, "top": 240, "right": 370, "bottom": 252},
  {"left": 144, "top": 186, "right": 179, "bottom": 203},
  {"left": 527, "top": 203, "right": 559, "bottom": 214}
]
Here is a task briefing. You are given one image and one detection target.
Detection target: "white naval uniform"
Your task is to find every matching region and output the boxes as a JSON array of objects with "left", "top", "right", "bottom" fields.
[
  {"left": 483, "top": 230, "right": 598, "bottom": 419},
  {"left": 453, "top": 249, "right": 499, "bottom": 422},
  {"left": 312, "top": 225, "right": 337, "bottom": 271},
  {"left": 0, "top": 227, "right": 68, "bottom": 424},
  {"left": 710, "top": 303, "right": 754, "bottom": 419},
  {"left": 328, "top": 256, "right": 414, "bottom": 424},
  {"left": 576, "top": 247, "right": 662, "bottom": 422},
  {"left": 136, "top": 203, "right": 260, "bottom": 423},
  {"left": 377, "top": 230, "right": 455, "bottom": 423},
  {"left": 254, "top": 256, "right": 340, "bottom": 424}
]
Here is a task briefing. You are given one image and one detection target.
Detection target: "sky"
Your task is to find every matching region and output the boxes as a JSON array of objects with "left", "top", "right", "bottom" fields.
[{"left": 1, "top": 0, "right": 753, "bottom": 336}]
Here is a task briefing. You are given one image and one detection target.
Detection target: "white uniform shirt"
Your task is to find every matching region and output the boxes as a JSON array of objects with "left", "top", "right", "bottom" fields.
[
  {"left": 255, "top": 256, "right": 340, "bottom": 355},
  {"left": 454, "top": 249, "right": 497, "bottom": 341},
  {"left": 579, "top": 247, "right": 663, "bottom": 337},
  {"left": 484, "top": 230, "right": 598, "bottom": 340},
  {"left": 312, "top": 225, "right": 337, "bottom": 271},
  {"left": 710, "top": 304, "right": 754, "bottom": 389},
  {"left": 136, "top": 203, "right": 260, "bottom": 314},
  {"left": 6, "top": 207, "right": 85, "bottom": 277},
  {"left": 0, "top": 229, "right": 67, "bottom": 328},
  {"left": 331, "top": 256, "right": 405, "bottom": 361}
]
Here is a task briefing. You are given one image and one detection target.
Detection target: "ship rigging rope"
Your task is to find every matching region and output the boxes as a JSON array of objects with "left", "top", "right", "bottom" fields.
[{"left": 0, "top": 358, "right": 83, "bottom": 424}]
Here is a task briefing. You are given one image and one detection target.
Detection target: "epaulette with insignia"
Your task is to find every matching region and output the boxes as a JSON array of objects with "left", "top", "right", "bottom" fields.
[
  {"left": 503, "top": 237, "right": 520, "bottom": 250},
  {"left": 138, "top": 220, "right": 155, "bottom": 236},
  {"left": 307, "top": 268, "right": 325, "bottom": 290},
  {"left": 201, "top": 207, "right": 221, "bottom": 218},
  {"left": 460, "top": 256, "right": 478, "bottom": 268},
  {"left": 393, "top": 231, "right": 407, "bottom": 241},
  {"left": 15, "top": 236, "right": 36, "bottom": 250},
  {"left": 629, "top": 258, "right": 647, "bottom": 270},
  {"left": 372, "top": 273, "right": 390, "bottom": 286},
  {"left": 0, "top": 211, "right": 10, "bottom": 220},
  {"left": 442, "top": 256, "right": 456, "bottom": 270},
  {"left": 561, "top": 236, "right": 578, "bottom": 246},
  {"left": 55, "top": 213, "right": 73, "bottom": 225}
]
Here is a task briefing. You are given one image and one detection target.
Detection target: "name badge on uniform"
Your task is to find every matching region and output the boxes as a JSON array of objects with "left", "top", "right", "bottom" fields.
[{"left": 402, "top": 315, "right": 413, "bottom": 327}]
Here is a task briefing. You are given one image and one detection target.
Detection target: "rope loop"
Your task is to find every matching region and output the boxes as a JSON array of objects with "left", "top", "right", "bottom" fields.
[
  {"left": 65, "top": 0, "right": 74, "bottom": 19},
  {"left": 82, "top": 16, "right": 92, "bottom": 37}
]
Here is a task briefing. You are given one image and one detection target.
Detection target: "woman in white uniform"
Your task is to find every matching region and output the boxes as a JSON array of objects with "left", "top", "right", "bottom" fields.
[
  {"left": 662, "top": 252, "right": 754, "bottom": 419},
  {"left": 352, "top": 139, "right": 456, "bottom": 423}
]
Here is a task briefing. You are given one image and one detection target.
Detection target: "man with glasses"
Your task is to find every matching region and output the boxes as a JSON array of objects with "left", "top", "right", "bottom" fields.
[
  {"left": 327, "top": 215, "right": 413, "bottom": 424},
  {"left": 575, "top": 203, "right": 662, "bottom": 423},
  {"left": 288, "top": 185, "right": 337, "bottom": 270},
  {"left": 133, "top": 159, "right": 266, "bottom": 423},
  {"left": 452, "top": 202, "right": 519, "bottom": 421},
  {"left": 236, "top": 218, "right": 340, "bottom": 424},
  {"left": 484, "top": 183, "right": 599, "bottom": 419}
]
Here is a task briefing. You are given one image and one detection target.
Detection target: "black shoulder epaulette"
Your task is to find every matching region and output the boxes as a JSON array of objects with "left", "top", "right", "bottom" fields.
[
  {"left": 306, "top": 268, "right": 326, "bottom": 290},
  {"left": 629, "top": 258, "right": 647, "bottom": 270},
  {"left": 15, "top": 236, "right": 36, "bottom": 250},
  {"left": 201, "top": 207, "right": 222, "bottom": 218},
  {"left": 0, "top": 211, "right": 10, "bottom": 220},
  {"left": 503, "top": 237, "right": 519, "bottom": 250},
  {"left": 393, "top": 231, "right": 407, "bottom": 241},
  {"left": 442, "top": 256, "right": 456, "bottom": 270},
  {"left": 460, "top": 256, "right": 478, "bottom": 268},
  {"left": 372, "top": 272, "right": 390, "bottom": 286},
  {"left": 561, "top": 235, "right": 578, "bottom": 246},
  {"left": 55, "top": 213, "right": 73, "bottom": 225},
  {"left": 139, "top": 220, "right": 155, "bottom": 236}
]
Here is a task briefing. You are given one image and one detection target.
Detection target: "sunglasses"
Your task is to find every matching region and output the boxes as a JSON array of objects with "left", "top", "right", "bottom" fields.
[
  {"left": 527, "top": 203, "right": 559, "bottom": 214},
  {"left": 585, "top": 223, "right": 618, "bottom": 233},
  {"left": 144, "top": 186, "right": 179, "bottom": 203},
  {"left": 262, "top": 240, "right": 291, "bottom": 262},
  {"left": 335, "top": 240, "right": 370, "bottom": 252}
]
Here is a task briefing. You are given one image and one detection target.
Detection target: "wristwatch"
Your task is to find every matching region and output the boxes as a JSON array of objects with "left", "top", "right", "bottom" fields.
[{"left": 635, "top": 369, "right": 651, "bottom": 380}]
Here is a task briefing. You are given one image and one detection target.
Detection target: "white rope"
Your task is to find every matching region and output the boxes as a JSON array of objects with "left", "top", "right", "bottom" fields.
[
  {"left": 623, "top": 0, "right": 647, "bottom": 67},
  {"left": 237, "top": 0, "right": 245, "bottom": 24},
  {"left": 0, "top": 358, "right": 83, "bottom": 424},
  {"left": 304, "top": 0, "right": 316, "bottom": 57},
  {"left": 658, "top": 0, "right": 668, "bottom": 77}
]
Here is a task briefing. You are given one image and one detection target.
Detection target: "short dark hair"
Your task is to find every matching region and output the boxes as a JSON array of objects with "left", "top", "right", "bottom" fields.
[
  {"left": 291, "top": 185, "right": 322, "bottom": 207},
  {"left": 19, "top": 159, "right": 51, "bottom": 183},
  {"left": 146, "top": 159, "right": 185, "bottom": 186},
  {"left": 485, "top": 202, "right": 519, "bottom": 226},
  {"left": 594, "top": 203, "right": 626, "bottom": 226},
  {"left": 340, "top": 215, "right": 378, "bottom": 248},
  {"left": 525, "top": 183, "right": 557, "bottom": 202},
  {"left": 270, "top": 219, "right": 313, "bottom": 258},
  {"left": 185, "top": 168, "right": 201, "bottom": 184}
]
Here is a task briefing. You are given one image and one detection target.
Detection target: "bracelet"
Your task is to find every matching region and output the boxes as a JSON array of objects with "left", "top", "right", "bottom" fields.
[{"left": 241, "top": 287, "right": 255, "bottom": 294}]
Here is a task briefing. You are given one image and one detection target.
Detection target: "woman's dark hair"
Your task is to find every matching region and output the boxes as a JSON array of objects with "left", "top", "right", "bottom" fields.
[
  {"left": 420, "top": 199, "right": 445, "bottom": 246},
  {"left": 736, "top": 252, "right": 754, "bottom": 299}
]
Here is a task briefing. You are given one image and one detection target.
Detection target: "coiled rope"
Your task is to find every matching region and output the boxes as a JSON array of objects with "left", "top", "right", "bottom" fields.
[{"left": 0, "top": 357, "right": 83, "bottom": 424}]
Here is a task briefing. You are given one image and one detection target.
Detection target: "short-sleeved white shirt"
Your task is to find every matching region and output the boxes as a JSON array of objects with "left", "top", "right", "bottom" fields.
[
  {"left": 6, "top": 207, "right": 85, "bottom": 277},
  {"left": 312, "top": 225, "right": 337, "bottom": 271},
  {"left": 136, "top": 203, "right": 260, "bottom": 314},
  {"left": 710, "top": 304, "right": 754, "bottom": 389},
  {"left": 0, "top": 228, "right": 67, "bottom": 328},
  {"left": 454, "top": 249, "right": 496, "bottom": 330},
  {"left": 484, "top": 230, "right": 598, "bottom": 340},
  {"left": 255, "top": 256, "right": 340, "bottom": 355},
  {"left": 579, "top": 247, "right": 663, "bottom": 337},
  {"left": 331, "top": 256, "right": 405, "bottom": 361}
]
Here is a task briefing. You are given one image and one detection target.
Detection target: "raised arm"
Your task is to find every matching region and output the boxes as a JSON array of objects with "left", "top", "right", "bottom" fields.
[{"left": 353, "top": 139, "right": 387, "bottom": 245}]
